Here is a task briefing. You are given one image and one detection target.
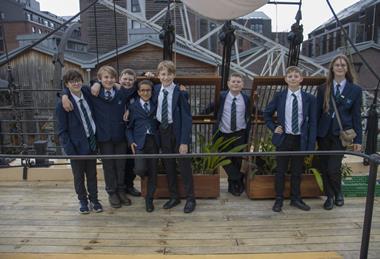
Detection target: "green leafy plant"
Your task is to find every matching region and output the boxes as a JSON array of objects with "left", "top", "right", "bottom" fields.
[
  {"left": 304, "top": 155, "right": 353, "bottom": 192},
  {"left": 250, "top": 133, "right": 277, "bottom": 177},
  {"left": 192, "top": 132, "right": 247, "bottom": 175},
  {"left": 304, "top": 155, "right": 324, "bottom": 192}
]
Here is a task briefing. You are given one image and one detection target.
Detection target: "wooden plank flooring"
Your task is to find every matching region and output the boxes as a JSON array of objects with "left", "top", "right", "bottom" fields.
[{"left": 0, "top": 179, "right": 379, "bottom": 258}]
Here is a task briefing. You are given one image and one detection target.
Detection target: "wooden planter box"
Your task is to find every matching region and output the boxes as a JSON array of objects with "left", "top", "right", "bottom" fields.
[
  {"left": 141, "top": 173, "right": 220, "bottom": 198},
  {"left": 245, "top": 174, "right": 323, "bottom": 199}
]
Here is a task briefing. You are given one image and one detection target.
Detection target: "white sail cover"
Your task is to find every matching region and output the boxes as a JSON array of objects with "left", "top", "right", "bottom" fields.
[{"left": 182, "top": 0, "right": 268, "bottom": 20}]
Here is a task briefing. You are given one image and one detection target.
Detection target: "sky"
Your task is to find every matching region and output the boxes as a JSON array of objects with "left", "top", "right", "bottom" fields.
[{"left": 37, "top": 0, "right": 360, "bottom": 35}]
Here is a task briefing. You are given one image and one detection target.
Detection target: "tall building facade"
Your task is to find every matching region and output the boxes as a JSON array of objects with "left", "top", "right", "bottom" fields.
[
  {"left": 80, "top": 0, "right": 128, "bottom": 54},
  {"left": 0, "top": 0, "right": 67, "bottom": 55}
]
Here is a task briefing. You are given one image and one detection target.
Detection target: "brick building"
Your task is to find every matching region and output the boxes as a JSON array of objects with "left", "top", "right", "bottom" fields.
[{"left": 0, "top": 0, "right": 67, "bottom": 55}]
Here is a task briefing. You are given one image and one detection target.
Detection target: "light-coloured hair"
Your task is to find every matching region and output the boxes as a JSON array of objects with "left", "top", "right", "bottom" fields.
[
  {"left": 323, "top": 54, "right": 356, "bottom": 112},
  {"left": 285, "top": 66, "right": 303, "bottom": 76},
  {"left": 120, "top": 68, "right": 136, "bottom": 78},
  {"left": 228, "top": 72, "right": 244, "bottom": 80},
  {"left": 97, "top": 65, "right": 117, "bottom": 79},
  {"left": 157, "top": 60, "right": 176, "bottom": 75}
]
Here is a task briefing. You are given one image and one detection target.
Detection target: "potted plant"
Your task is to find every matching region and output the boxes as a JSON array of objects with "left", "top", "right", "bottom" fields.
[
  {"left": 141, "top": 132, "right": 246, "bottom": 198},
  {"left": 245, "top": 133, "right": 324, "bottom": 199}
]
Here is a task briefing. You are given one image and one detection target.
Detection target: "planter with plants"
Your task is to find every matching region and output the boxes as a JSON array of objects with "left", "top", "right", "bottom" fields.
[
  {"left": 141, "top": 133, "right": 246, "bottom": 198},
  {"left": 245, "top": 133, "right": 324, "bottom": 199}
]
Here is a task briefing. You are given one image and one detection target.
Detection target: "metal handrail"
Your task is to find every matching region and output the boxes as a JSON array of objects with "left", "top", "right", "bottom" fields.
[{"left": 0, "top": 149, "right": 378, "bottom": 259}]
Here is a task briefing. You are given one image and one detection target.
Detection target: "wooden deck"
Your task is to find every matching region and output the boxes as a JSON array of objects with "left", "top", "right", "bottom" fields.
[{"left": 0, "top": 179, "right": 379, "bottom": 259}]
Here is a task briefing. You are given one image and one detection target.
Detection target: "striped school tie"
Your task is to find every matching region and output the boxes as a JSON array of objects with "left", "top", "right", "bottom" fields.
[
  {"left": 161, "top": 89, "right": 169, "bottom": 128},
  {"left": 230, "top": 97, "right": 237, "bottom": 132},
  {"left": 291, "top": 93, "right": 299, "bottom": 134},
  {"left": 335, "top": 84, "right": 341, "bottom": 100},
  {"left": 143, "top": 102, "right": 149, "bottom": 113},
  {"left": 79, "top": 99, "right": 97, "bottom": 151}
]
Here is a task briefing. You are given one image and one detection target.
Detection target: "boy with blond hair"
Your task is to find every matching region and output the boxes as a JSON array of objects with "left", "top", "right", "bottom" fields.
[
  {"left": 264, "top": 66, "right": 317, "bottom": 212},
  {"left": 153, "top": 60, "right": 196, "bottom": 213}
]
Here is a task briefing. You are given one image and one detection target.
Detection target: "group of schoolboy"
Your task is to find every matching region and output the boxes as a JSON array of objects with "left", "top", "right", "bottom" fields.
[{"left": 57, "top": 62, "right": 319, "bottom": 215}]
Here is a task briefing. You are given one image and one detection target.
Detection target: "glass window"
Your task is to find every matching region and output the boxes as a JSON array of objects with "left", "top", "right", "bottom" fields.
[
  {"left": 32, "top": 26, "right": 35, "bottom": 33},
  {"left": 131, "top": 0, "right": 141, "bottom": 12}
]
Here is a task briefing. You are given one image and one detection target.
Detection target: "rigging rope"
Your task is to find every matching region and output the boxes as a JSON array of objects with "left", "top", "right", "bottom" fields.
[
  {"left": 93, "top": 3, "right": 100, "bottom": 65},
  {"left": 112, "top": 0, "right": 120, "bottom": 74}
]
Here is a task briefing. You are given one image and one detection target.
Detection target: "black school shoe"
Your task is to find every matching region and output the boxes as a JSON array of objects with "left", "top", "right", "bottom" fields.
[
  {"left": 126, "top": 186, "right": 141, "bottom": 197},
  {"left": 184, "top": 199, "right": 196, "bottom": 213},
  {"left": 290, "top": 199, "right": 311, "bottom": 211}
]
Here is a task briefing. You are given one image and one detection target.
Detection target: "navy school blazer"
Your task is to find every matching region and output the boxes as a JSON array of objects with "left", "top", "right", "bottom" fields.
[
  {"left": 316, "top": 82, "right": 363, "bottom": 144},
  {"left": 126, "top": 99, "right": 159, "bottom": 151},
  {"left": 152, "top": 83, "right": 192, "bottom": 145},
  {"left": 213, "top": 91, "right": 252, "bottom": 143},
  {"left": 63, "top": 85, "right": 136, "bottom": 143},
  {"left": 263, "top": 89, "right": 317, "bottom": 151},
  {"left": 56, "top": 91, "right": 94, "bottom": 155}
]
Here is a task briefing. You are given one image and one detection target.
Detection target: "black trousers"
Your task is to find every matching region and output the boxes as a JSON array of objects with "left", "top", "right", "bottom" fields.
[
  {"left": 98, "top": 141, "right": 127, "bottom": 194},
  {"left": 134, "top": 135, "right": 158, "bottom": 199},
  {"left": 124, "top": 145, "right": 136, "bottom": 189},
  {"left": 70, "top": 158, "right": 98, "bottom": 202},
  {"left": 159, "top": 124, "right": 194, "bottom": 200},
  {"left": 220, "top": 130, "right": 246, "bottom": 181},
  {"left": 317, "top": 134, "right": 345, "bottom": 198},
  {"left": 275, "top": 134, "right": 304, "bottom": 201}
]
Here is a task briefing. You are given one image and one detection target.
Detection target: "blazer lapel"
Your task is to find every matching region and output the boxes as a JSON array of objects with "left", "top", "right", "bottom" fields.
[
  {"left": 135, "top": 101, "right": 146, "bottom": 116},
  {"left": 341, "top": 81, "right": 353, "bottom": 99},
  {"left": 69, "top": 95, "right": 82, "bottom": 122},
  {"left": 172, "top": 86, "right": 180, "bottom": 114},
  {"left": 301, "top": 91, "right": 309, "bottom": 126},
  {"left": 218, "top": 92, "right": 228, "bottom": 121},
  {"left": 149, "top": 100, "right": 157, "bottom": 117},
  {"left": 278, "top": 91, "right": 287, "bottom": 126}
]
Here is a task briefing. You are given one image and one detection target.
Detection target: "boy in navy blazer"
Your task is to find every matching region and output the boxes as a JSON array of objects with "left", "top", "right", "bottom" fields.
[
  {"left": 153, "top": 60, "right": 196, "bottom": 213},
  {"left": 56, "top": 70, "right": 103, "bottom": 214},
  {"left": 62, "top": 66, "right": 135, "bottom": 209},
  {"left": 214, "top": 72, "right": 251, "bottom": 196},
  {"left": 264, "top": 66, "right": 317, "bottom": 212},
  {"left": 127, "top": 80, "right": 159, "bottom": 212}
]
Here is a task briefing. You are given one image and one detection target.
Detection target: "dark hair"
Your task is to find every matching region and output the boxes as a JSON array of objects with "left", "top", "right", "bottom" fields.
[
  {"left": 63, "top": 70, "right": 83, "bottom": 85},
  {"left": 137, "top": 79, "right": 153, "bottom": 90}
]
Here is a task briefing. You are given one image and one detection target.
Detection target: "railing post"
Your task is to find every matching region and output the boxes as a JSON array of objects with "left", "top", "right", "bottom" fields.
[{"left": 360, "top": 153, "right": 380, "bottom": 259}]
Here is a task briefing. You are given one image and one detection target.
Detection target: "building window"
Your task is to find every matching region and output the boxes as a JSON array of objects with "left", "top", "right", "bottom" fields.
[
  {"left": 32, "top": 26, "right": 35, "bottom": 33},
  {"left": 131, "top": 0, "right": 141, "bottom": 12},
  {"left": 38, "top": 28, "right": 42, "bottom": 34},
  {"left": 131, "top": 20, "right": 141, "bottom": 29},
  {"left": 251, "top": 24, "right": 263, "bottom": 34},
  {"left": 26, "top": 13, "right": 31, "bottom": 21}
]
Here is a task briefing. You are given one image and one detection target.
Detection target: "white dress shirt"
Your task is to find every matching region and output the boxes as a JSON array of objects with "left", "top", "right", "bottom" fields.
[
  {"left": 71, "top": 92, "right": 96, "bottom": 137},
  {"left": 220, "top": 92, "right": 247, "bottom": 133},
  {"left": 284, "top": 89, "right": 303, "bottom": 135},
  {"left": 156, "top": 83, "right": 175, "bottom": 124}
]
